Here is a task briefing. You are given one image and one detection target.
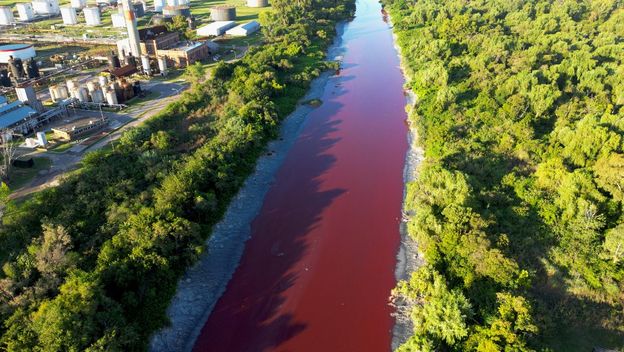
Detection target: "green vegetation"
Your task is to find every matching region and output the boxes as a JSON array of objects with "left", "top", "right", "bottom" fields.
[
  {"left": 0, "top": 0, "right": 354, "bottom": 350},
  {"left": 7, "top": 158, "right": 52, "bottom": 190},
  {"left": 384, "top": 0, "right": 624, "bottom": 350}
]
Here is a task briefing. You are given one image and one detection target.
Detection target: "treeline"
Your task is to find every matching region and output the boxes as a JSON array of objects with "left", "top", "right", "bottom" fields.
[
  {"left": 384, "top": 0, "right": 623, "bottom": 350},
  {"left": 0, "top": 1, "right": 354, "bottom": 350}
]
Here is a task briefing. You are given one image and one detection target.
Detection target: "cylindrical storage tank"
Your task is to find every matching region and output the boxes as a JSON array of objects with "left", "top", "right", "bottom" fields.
[
  {"left": 104, "top": 88, "right": 118, "bottom": 105},
  {"left": 247, "top": 0, "right": 268, "bottom": 7},
  {"left": 56, "top": 84, "right": 69, "bottom": 99},
  {"left": 8, "top": 57, "right": 24, "bottom": 79},
  {"left": 83, "top": 7, "right": 101, "bottom": 26},
  {"left": 0, "top": 44, "right": 36, "bottom": 64},
  {"left": 32, "top": 0, "right": 60, "bottom": 15},
  {"left": 141, "top": 55, "right": 150, "bottom": 74},
  {"left": 98, "top": 75, "right": 108, "bottom": 87},
  {"left": 111, "top": 12, "right": 125, "bottom": 27},
  {"left": 86, "top": 80, "right": 99, "bottom": 92},
  {"left": 66, "top": 79, "right": 77, "bottom": 90},
  {"left": 210, "top": 5, "right": 235, "bottom": 21},
  {"left": 153, "top": 0, "right": 164, "bottom": 12},
  {"left": 16, "top": 3, "right": 35, "bottom": 21},
  {"left": 49, "top": 85, "right": 58, "bottom": 102},
  {"left": 60, "top": 6, "right": 78, "bottom": 25},
  {"left": 166, "top": 0, "right": 177, "bottom": 7},
  {"left": 132, "top": 2, "right": 144, "bottom": 17},
  {"left": 163, "top": 5, "right": 189, "bottom": 17},
  {"left": 157, "top": 56, "right": 167, "bottom": 75},
  {"left": 70, "top": 0, "right": 86, "bottom": 8},
  {"left": 90, "top": 89, "right": 104, "bottom": 103},
  {"left": 75, "top": 87, "right": 88, "bottom": 102},
  {"left": 0, "top": 6, "right": 14, "bottom": 25}
]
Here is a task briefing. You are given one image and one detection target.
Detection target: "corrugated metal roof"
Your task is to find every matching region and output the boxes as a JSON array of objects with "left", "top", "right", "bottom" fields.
[{"left": 0, "top": 104, "right": 37, "bottom": 129}]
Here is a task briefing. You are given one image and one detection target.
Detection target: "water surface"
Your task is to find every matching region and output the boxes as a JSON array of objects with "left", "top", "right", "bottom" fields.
[{"left": 194, "top": 1, "right": 408, "bottom": 350}]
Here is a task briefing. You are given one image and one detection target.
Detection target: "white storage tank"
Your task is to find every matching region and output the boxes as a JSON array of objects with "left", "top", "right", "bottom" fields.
[
  {"left": 66, "top": 79, "right": 77, "bottom": 91},
  {"left": 111, "top": 12, "right": 125, "bottom": 27},
  {"left": 98, "top": 75, "right": 108, "bottom": 87},
  {"left": 166, "top": 0, "right": 177, "bottom": 7},
  {"left": 141, "top": 55, "right": 150, "bottom": 74},
  {"left": 83, "top": 7, "right": 101, "bottom": 26},
  {"left": 247, "top": 0, "right": 268, "bottom": 7},
  {"left": 0, "top": 6, "right": 14, "bottom": 25},
  {"left": 104, "top": 88, "right": 118, "bottom": 105},
  {"left": 60, "top": 6, "right": 78, "bottom": 25},
  {"left": 90, "top": 89, "right": 104, "bottom": 103},
  {"left": 55, "top": 84, "right": 69, "bottom": 100},
  {"left": 32, "top": 0, "right": 60, "bottom": 15},
  {"left": 0, "top": 44, "right": 36, "bottom": 63},
  {"left": 157, "top": 56, "right": 167, "bottom": 75},
  {"left": 16, "top": 3, "right": 35, "bottom": 22},
  {"left": 86, "top": 80, "right": 100, "bottom": 93},
  {"left": 70, "top": 0, "right": 86, "bottom": 8},
  {"left": 154, "top": 0, "right": 164, "bottom": 12},
  {"left": 73, "top": 87, "right": 89, "bottom": 102}
]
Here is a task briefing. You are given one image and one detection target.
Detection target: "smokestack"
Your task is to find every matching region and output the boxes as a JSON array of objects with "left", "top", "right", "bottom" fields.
[{"left": 121, "top": 0, "right": 141, "bottom": 58}]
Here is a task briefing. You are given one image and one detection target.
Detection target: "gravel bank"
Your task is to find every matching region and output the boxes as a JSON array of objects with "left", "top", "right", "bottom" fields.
[
  {"left": 387, "top": 15, "right": 426, "bottom": 351},
  {"left": 148, "top": 23, "right": 347, "bottom": 352}
]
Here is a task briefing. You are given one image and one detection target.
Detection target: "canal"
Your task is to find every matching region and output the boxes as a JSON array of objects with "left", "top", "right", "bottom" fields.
[{"left": 194, "top": 0, "right": 409, "bottom": 350}]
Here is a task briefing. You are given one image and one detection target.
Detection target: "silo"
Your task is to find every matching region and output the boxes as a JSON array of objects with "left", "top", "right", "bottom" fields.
[
  {"left": 90, "top": 89, "right": 104, "bottom": 103},
  {"left": 98, "top": 75, "right": 108, "bottom": 87},
  {"left": 141, "top": 55, "right": 150, "bottom": 74},
  {"left": 56, "top": 84, "right": 69, "bottom": 99},
  {"left": 153, "top": 0, "right": 164, "bottom": 12},
  {"left": 83, "top": 7, "right": 101, "bottom": 26},
  {"left": 104, "top": 88, "right": 118, "bottom": 105},
  {"left": 132, "top": 2, "right": 144, "bottom": 17},
  {"left": 8, "top": 56, "right": 24, "bottom": 79},
  {"left": 49, "top": 85, "right": 58, "bottom": 102},
  {"left": 75, "top": 87, "right": 89, "bottom": 102},
  {"left": 70, "top": 0, "right": 86, "bottom": 8},
  {"left": 61, "top": 6, "right": 78, "bottom": 25},
  {"left": 163, "top": 5, "right": 189, "bottom": 17},
  {"left": 210, "top": 5, "right": 236, "bottom": 21},
  {"left": 247, "top": 0, "right": 268, "bottom": 7},
  {"left": 111, "top": 12, "right": 125, "bottom": 27},
  {"left": 66, "top": 79, "right": 77, "bottom": 90},
  {"left": 86, "top": 80, "right": 99, "bottom": 93},
  {"left": 157, "top": 56, "right": 167, "bottom": 75},
  {"left": 0, "top": 6, "right": 14, "bottom": 25},
  {"left": 16, "top": 3, "right": 35, "bottom": 22}
]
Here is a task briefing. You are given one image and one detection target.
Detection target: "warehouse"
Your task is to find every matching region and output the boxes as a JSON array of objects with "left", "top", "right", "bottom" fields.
[
  {"left": 226, "top": 21, "right": 260, "bottom": 36},
  {"left": 196, "top": 21, "right": 236, "bottom": 37},
  {"left": 0, "top": 97, "right": 38, "bottom": 134}
]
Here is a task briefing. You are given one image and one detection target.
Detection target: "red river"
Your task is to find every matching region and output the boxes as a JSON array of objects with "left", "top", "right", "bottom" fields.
[{"left": 194, "top": 0, "right": 408, "bottom": 350}]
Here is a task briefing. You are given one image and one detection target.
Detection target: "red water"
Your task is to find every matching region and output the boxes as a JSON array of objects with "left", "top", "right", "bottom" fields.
[{"left": 194, "top": 0, "right": 408, "bottom": 351}]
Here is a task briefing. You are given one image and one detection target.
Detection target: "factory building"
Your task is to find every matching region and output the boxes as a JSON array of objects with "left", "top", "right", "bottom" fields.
[
  {"left": 196, "top": 21, "right": 236, "bottom": 37},
  {"left": 226, "top": 20, "right": 260, "bottom": 36},
  {"left": 117, "top": 25, "right": 209, "bottom": 68},
  {"left": 0, "top": 96, "right": 38, "bottom": 134}
]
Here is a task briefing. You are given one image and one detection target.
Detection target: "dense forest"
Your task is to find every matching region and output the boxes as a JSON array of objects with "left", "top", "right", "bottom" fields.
[
  {"left": 384, "top": 0, "right": 624, "bottom": 350},
  {"left": 0, "top": 0, "right": 355, "bottom": 350}
]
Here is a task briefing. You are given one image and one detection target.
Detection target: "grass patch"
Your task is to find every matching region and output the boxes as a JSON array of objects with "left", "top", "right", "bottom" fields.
[{"left": 7, "top": 157, "right": 52, "bottom": 190}]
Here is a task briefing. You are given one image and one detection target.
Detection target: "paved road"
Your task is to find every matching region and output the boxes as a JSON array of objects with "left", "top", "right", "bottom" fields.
[{"left": 9, "top": 81, "right": 187, "bottom": 199}]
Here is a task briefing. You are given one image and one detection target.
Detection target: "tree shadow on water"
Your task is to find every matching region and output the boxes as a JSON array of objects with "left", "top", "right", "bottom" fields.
[{"left": 193, "top": 97, "right": 348, "bottom": 351}]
